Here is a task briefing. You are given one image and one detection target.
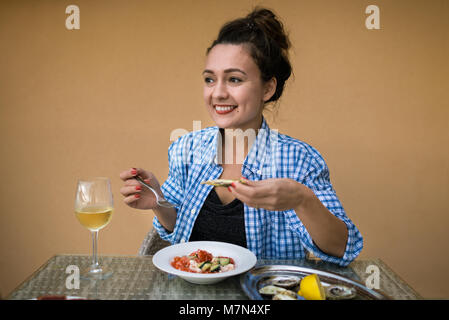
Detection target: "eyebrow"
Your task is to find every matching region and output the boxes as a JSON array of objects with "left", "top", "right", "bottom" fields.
[{"left": 202, "top": 68, "right": 247, "bottom": 76}]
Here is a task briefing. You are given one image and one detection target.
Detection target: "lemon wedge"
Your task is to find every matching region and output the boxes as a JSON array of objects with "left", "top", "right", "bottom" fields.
[{"left": 297, "top": 274, "right": 326, "bottom": 300}]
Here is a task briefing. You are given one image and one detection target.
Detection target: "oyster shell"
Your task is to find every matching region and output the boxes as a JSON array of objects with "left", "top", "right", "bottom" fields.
[
  {"left": 273, "top": 293, "right": 297, "bottom": 300},
  {"left": 325, "top": 285, "right": 357, "bottom": 300},
  {"left": 259, "top": 285, "right": 298, "bottom": 299},
  {"left": 259, "top": 285, "right": 287, "bottom": 296},
  {"left": 270, "top": 276, "right": 301, "bottom": 289},
  {"left": 201, "top": 179, "right": 247, "bottom": 187},
  {"left": 275, "top": 289, "right": 297, "bottom": 299}
]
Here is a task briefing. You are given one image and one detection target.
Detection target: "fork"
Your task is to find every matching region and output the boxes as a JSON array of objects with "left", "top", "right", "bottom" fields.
[{"left": 133, "top": 176, "right": 177, "bottom": 208}]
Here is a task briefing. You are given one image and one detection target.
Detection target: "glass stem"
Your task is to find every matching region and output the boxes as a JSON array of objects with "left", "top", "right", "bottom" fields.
[{"left": 91, "top": 230, "right": 99, "bottom": 270}]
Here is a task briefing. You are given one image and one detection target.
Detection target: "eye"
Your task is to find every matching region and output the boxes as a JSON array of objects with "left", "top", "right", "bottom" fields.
[
  {"left": 229, "top": 77, "right": 242, "bottom": 84},
  {"left": 204, "top": 77, "right": 214, "bottom": 85}
]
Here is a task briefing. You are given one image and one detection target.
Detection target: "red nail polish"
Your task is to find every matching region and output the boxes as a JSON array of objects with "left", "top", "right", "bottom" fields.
[
  {"left": 227, "top": 187, "right": 232, "bottom": 192},
  {"left": 134, "top": 194, "right": 140, "bottom": 198},
  {"left": 231, "top": 182, "right": 236, "bottom": 188},
  {"left": 131, "top": 169, "right": 137, "bottom": 175},
  {"left": 135, "top": 186, "right": 142, "bottom": 191}
]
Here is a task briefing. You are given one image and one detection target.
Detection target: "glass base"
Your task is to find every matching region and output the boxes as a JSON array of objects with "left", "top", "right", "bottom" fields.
[{"left": 81, "top": 265, "right": 113, "bottom": 280}]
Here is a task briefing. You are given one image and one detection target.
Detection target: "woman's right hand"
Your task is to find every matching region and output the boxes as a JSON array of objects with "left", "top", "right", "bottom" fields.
[{"left": 119, "top": 167, "right": 163, "bottom": 210}]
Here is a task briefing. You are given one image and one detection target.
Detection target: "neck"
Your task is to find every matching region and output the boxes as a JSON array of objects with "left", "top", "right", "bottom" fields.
[{"left": 218, "top": 118, "right": 263, "bottom": 165}]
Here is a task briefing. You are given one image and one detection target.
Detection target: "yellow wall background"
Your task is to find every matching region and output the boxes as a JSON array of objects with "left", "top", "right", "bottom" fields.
[{"left": 0, "top": 0, "right": 447, "bottom": 298}]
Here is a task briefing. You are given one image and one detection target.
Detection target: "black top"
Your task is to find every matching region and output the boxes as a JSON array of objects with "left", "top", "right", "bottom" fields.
[{"left": 189, "top": 188, "right": 247, "bottom": 248}]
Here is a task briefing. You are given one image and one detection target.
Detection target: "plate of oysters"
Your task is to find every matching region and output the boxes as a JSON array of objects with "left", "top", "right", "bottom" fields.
[{"left": 240, "top": 265, "right": 391, "bottom": 300}]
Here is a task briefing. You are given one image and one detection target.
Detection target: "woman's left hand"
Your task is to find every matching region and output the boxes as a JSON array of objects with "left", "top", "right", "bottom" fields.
[{"left": 228, "top": 178, "right": 308, "bottom": 211}]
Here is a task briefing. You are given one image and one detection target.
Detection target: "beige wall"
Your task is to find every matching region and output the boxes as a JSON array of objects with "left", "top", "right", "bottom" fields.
[{"left": 0, "top": 0, "right": 447, "bottom": 298}]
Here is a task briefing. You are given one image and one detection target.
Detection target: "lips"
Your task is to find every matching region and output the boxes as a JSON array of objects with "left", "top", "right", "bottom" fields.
[{"left": 214, "top": 104, "right": 237, "bottom": 115}]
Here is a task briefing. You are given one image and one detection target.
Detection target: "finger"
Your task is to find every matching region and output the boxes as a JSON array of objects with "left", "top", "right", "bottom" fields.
[
  {"left": 119, "top": 168, "right": 151, "bottom": 181},
  {"left": 238, "top": 177, "right": 266, "bottom": 189},
  {"left": 123, "top": 193, "right": 141, "bottom": 205},
  {"left": 231, "top": 180, "right": 264, "bottom": 198},
  {"left": 230, "top": 179, "right": 270, "bottom": 207},
  {"left": 228, "top": 184, "right": 263, "bottom": 208},
  {"left": 134, "top": 168, "right": 152, "bottom": 180},
  {"left": 239, "top": 177, "right": 254, "bottom": 186},
  {"left": 120, "top": 185, "right": 143, "bottom": 197},
  {"left": 123, "top": 179, "right": 139, "bottom": 187},
  {"left": 240, "top": 178, "right": 277, "bottom": 198},
  {"left": 231, "top": 191, "right": 260, "bottom": 209},
  {"left": 119, "top": 168, "right": 138, "bottom": 181},
  {"left": 124, "top": 177, "right": 151, "bottom": 187}
]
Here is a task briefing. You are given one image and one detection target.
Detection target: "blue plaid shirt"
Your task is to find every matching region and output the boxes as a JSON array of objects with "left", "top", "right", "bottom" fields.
[{"left": 153, "top": 118, "right": 363, "bottom": 266}]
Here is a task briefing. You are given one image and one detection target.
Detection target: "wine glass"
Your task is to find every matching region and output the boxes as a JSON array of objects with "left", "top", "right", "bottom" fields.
[{"left": 74, "top": 177, "right": 114, "bottom": 279}]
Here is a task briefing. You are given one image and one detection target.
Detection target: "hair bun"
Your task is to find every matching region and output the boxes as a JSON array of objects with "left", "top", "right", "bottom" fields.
[{"left": 246, "top": 8, "right": 290, "bottom": 51}]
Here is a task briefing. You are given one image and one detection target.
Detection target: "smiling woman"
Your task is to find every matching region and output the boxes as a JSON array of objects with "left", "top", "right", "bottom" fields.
[
  {"left": 119, "top": 7, "right": 363, "bottom": 266},
  {"left": 1, "top": 0, "right": 446, "bottom": 300}
]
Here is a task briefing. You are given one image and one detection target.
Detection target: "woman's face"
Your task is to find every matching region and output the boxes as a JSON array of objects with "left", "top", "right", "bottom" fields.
[{"left": 203, "top": 44, "right": 275, "bottom": 131}]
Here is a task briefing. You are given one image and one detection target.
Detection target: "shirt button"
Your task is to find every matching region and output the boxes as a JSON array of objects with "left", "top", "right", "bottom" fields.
[
  {"left": 190, "top": 209, "right": 196, "bottom": 214},
  {"left": 256, "top": 169, "right": 262, "bottom": 175},
  {"left": 180, "top": 238, "right": 186, "bottom": 243}
]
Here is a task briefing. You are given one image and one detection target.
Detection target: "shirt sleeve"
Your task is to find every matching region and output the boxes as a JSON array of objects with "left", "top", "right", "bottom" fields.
[
  {"left": 152, "top": 138, "right": 188, "bottom": 242},
  {"left": 287, "top": 151, "right": 364, "bottom": 267}
]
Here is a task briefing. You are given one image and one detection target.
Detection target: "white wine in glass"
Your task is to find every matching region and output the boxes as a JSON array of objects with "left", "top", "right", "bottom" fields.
[{"left": 74, "top": 177, "right": 114, "bottom": 279}]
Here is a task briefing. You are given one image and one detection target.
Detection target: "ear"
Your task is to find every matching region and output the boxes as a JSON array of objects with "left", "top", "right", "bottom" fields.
[{"left": 263, "top": 77, "right": 277, "bottom": 102}]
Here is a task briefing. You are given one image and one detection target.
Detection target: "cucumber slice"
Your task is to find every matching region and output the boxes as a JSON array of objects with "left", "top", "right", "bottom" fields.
[
  {"left": 210, "top": 264, "right": 221, "bottom": 272},
  {"left": 200, "top": 262, "right": 212, "bottom": 272},
  {"left": 219, "top": 258, "right": 230, "bottom": 265}
]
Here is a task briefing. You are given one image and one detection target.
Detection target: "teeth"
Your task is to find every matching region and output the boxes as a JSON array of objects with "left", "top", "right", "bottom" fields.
[{"left": 215, "top": 105, "right": 236, "bottom": 111}]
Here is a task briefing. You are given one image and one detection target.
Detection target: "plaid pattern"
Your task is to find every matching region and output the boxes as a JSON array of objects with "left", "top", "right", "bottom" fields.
[{"left": 153, "top": 118, "right": 363, "bottom": 266}]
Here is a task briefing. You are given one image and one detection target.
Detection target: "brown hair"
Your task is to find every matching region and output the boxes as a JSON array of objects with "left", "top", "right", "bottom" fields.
[{"left": 207, "top": 7, "right": 292, "bottom": 103}]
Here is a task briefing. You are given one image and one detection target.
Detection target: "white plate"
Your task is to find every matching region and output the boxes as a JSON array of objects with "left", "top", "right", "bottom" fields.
[{"left": 152, "top": 241, "right": 257, "bottom": 284}]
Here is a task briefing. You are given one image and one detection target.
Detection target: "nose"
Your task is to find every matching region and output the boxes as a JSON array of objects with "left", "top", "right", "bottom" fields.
[{"left": 212, "top": 80, "right": 229, "bottom": 100}]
